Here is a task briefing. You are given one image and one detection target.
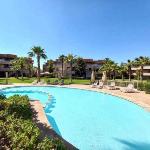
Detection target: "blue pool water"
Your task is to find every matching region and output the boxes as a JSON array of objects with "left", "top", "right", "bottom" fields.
[
  {"left": 2, "top": 90, "right": 49, "bottom": 106},
  {"left": 1, "top": 86, "right": 150, "bottom": 150}
]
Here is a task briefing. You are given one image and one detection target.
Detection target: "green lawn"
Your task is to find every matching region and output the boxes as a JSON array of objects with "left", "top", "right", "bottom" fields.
[
  {"left": 0, "top": 77, "right": 36, "bottom": 84},
  {"left": 0, "top": 77, "right": 91, "bottom": 85},
  {"left": 0, "top": 77, "right": 149, "bottom": 85}
]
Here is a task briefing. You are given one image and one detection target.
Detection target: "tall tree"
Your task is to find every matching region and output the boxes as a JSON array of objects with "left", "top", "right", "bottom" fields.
[
  {"left": 47, "top": 59, "right": 54, "bottom": 73},
  {"left": 11, "top": 57, "right": 26, "bottom": 79},
  {"left": 74, "top": 57, "right": 86, "bottom": 78},
  {"left": 65, "top": 54, "right": 76, "bottom": 83},
  {"left": 134, "top": 56, "right": 150, "bottom": 80},
  {"left": 28, "top": 46, "right": 47, "bottom": 82},
  {"left": 118, "top": 63, "right": 128, "bottom": 81},
  {"left": 126, "top": 59, "right": 133, "bottom": 81},
  {"left": 99, "top": 58, "right": 115, "bottom": 80},
  {"left": 111, "top": 63, "right": 119, "bottom": 80},
  {"left": 58, "top": 55, "right": 66, "bottom": 77},
  {"left": 25, "top": 58, "right": 33, "bottom": 78}
]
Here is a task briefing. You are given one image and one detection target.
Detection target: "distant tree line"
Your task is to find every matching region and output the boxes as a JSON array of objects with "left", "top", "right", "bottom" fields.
[{"left": 10, "top": 45, "right": 150, "bottom": 82}]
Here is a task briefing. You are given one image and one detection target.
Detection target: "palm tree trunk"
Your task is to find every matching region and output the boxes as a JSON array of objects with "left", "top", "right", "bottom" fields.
[
  {"left": 128, "top": 67, "right": 131, "bottom": 81},
  {"left": 109, "top": 71, "right": 111, "bottom": 80},
  {"left": 70, "top": 62, "right": 72, "bottom": 83},
  {"left": 37, "top": 55, "right": 41, "bottom": 82},
  {"left": 21, "top": 70, "right": 23, "bottom": 80},
  {"left": 122, "top": 74, "right": 124, "bottom": 81},
  {"left": 140, "top": 66, "right": 143, "bottom": 81},
  {"left": 62, "top": 60, "right": 64, "bottom": 77},
  {"left": 113, "top": 70, "right": 115, "bottom": 80}
]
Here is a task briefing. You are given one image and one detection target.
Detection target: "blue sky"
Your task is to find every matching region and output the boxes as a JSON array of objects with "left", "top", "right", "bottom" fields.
[{"left": 0, "top": 0, "right": 150, "bottom": 66}]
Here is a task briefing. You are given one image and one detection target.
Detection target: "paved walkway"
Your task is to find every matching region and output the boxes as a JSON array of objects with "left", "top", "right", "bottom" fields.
[{"left": 30, "top": 100, "right": 50, "bottom": 126}]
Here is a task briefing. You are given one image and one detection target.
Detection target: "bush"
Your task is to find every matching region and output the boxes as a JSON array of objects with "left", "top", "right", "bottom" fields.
[
  {"left": 145, "top": 83, "right": 150, "bottom": 94},
  {"left": 6, "top": 95, "right": 32, "bottom": 119},
  {"left": 47, "top": 79, "right": 51, "bottom": 84},
  {"left": 137, "top": 82, "right": 145, "bottom": 91},
  {"left": 0, "top": 95, "right": 66, "bottom": 150},
  {"left": 0, "top": 93, "right": 6, "bottom": 100}
]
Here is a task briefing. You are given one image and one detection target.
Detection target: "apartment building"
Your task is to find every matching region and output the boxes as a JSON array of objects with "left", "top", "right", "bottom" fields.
[
  {"left": 84, "top": 59, "right": 105, "bottom": 78},
  {"left": 43, "top": 58, "right": 105, "bottom": 78},
  {"left": 0, "top": 54, "right": 17, "bottom": 77},
  {"left": 131, "top": 65, "right": 150, "bottom": 79},
  {"left": 0, "top": 54, "right": 33, "bottom": 77}
]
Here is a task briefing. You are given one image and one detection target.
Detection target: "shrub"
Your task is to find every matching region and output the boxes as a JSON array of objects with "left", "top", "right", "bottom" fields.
[
  {"left": 7, "top": 95, "right": 32, "bottom": 119},
  {"left": 47, "top": 79, "right": 51, "bottom": 84},
  {"left": 0, "top": 93, "right": 6, "bottom": 100},
  {"left": 0, "top": 95, "right": 66, "bottom": 150},
  {"left": 145, "top": 83, "right": 150, "bottom": 94},
  {"left": 137, "top": 82, "right": 145, "bottom": 91}
]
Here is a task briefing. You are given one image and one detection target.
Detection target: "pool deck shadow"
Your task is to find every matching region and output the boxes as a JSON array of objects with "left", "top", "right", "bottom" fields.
[
  {"left": 30, "top": 100, "right": 78, "bottom": 150},
  {"left": 45, "top": 96, "right": 62, "bottom": 136}
]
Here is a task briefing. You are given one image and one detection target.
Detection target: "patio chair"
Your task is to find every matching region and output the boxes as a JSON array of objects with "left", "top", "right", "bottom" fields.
[
  {"left": 120, "top": 83, "right": 138, "bottom": 93},
  {"left": 107, "top": 82, "right": 116, "bottom": 90},
  {"left": 38, "top": 79, "right": 46, "bottom": 85},
  {"left": 97, "top": 81, "right": 104, "bottom": 89},
  {"left": 91, "top": 82, "right": 98, "bottom": 88}
]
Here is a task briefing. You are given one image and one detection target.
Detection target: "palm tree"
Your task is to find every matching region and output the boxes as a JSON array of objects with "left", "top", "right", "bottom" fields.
[
  {"left": 111, "top": 63, "right": 118, "bottom": 80},
  {"left": 47, "top": 59, "right": 54, "bottom": 73},
  {"left": 100, "top": 58, "right": 115, "bottom": 80},
  {"left": 25, "top": 58, "right": 33, "bottom": 78},
  {"left": 28, "top": 46, "right": 47, "bottom": 82},
  {"left": 126, "top": 59, "right": 133, "bottom": 81},
  {"left": 134, "top": 56, "right": 150, "bottom": 80},
  {"left": 118, "top": 63, "right": 128, "bottom": 81},
  {"left": 58, "top": 54, "right": 66, "bottom": 77},
  {"left": 65, "top": 54, "right": 76, "bottom": 83},
  {"left": 74, "top": 57, "right": 86, "bottom": 77}
]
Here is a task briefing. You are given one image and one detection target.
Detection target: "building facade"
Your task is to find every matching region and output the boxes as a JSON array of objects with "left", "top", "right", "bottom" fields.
[
  {"left": 83, "top": 59, "right": 105, "bottom": 78},
  {"left": 0, "top": 54, "right": 33, "bottom": 77},
  {"left": 0, "top": 54, "right": 17, "bottom": 77},
  {"left": 131, "top": 65, "right": 150, "bottom": 79},
  {"left": 43, "top": 58, "right": 105, "bottom": 78}
]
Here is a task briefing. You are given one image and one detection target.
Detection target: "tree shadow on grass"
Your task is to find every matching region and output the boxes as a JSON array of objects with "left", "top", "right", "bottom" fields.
[{"left": 114, "top": 138, "right": 150, "bottom": 150}]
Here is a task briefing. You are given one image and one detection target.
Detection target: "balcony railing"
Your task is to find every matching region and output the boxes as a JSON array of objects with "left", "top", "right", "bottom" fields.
[
  {"left": 143, "top": 73, "right": 150, "bottom": 76},
  {"left": 0, "top": 60, "right": 11, "bottom": 64},
  {"left": 131, "top": 65, "right": 150, "bottom": 70},
  {"left": 143, "top": 66, "right": 150, "bottom": 69}
]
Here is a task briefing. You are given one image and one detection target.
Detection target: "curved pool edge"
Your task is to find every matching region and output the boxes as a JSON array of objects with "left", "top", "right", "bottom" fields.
[
  {"left": 30, "top": 100, "right": 78, "bottom": 150},
  {"left": 1, "top": 84, "right": 150, "bottom": 113}
]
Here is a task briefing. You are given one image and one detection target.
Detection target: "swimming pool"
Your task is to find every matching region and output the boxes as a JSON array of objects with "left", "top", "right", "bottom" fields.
[{"left": 1, "top": 86, "right": 150, "bottom": 150}]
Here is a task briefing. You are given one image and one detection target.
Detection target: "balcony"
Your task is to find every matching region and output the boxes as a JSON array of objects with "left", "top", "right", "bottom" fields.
[
  {"left": 132, "top": 65, "right": 150, "bottom": 70},
  {"left": 0, "top": 60, "right": 11, "bottom": 64},
  {"left": 132, "top": 72, "right": 150, "bottom": 76},
  {"left": 143, "top": 66, "right": 150, "bottom": 69},
  {"left": 143, "top": 73, "right": 150, "bottom": 76},
  {"left": 0, "top": 68, "right": 11, "bottom": 72}
]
